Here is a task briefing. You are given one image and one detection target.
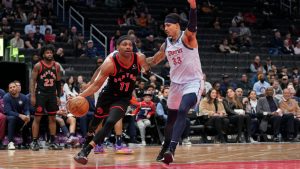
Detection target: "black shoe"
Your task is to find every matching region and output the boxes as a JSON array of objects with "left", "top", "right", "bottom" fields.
[
  {"left": 273, "top": 136, "right": 280, "bottom": 142},
  {"left": 0, "top": 142, "right": 5, "bottom": 150},
  {"left": 74, "top": 150, "right": 89, "bottom": 165},
  {"left": 31, "top": 141, "right": 40, "bottom": 151},
  {"left": 48, "top": 143, "right": 63, "bottom": 150},
  {"left": 156, "top": 146, "right": 168, "bottom": 161},
  {"left": 162, "top": 148, "right": 174, "bottom": 165}
]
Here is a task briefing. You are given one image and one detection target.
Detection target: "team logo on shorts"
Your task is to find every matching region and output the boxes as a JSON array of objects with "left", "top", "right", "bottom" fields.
[
  {"left": 96, "top": 107, "right": 104, "bottom": 115},
  {"left": 36, "top": 106, "right": 43, "bottom": 113}
]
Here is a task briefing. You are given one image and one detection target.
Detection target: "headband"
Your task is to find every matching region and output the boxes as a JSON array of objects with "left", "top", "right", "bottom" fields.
[{"left": 164, "top": 17, "right": 179, "bottom": 24}]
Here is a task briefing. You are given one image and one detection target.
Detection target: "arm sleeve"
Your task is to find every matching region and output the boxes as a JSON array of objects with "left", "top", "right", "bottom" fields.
[{"left": 187, "top": 8, "right": 197, "bottom": 32}]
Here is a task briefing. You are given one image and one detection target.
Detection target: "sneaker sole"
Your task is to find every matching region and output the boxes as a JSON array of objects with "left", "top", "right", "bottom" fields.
[
  {"left": 162, "top": 152, "right": 173, "bottom": 165},
  {"left": 74, "top": 156, "right": 88, "bottom": 165}
]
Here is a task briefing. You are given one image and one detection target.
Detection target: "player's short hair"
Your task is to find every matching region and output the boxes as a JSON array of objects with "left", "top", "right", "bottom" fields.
[
  {"left": 40, "top": 44, "right": 55, "bottom": 56},
  {"left": 116, "top": 35, "right": 132, "bottom": 45}
]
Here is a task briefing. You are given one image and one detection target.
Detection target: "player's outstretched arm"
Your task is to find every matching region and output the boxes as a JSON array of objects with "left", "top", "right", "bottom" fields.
[
  {"left": 137, "top": 52, "right": 151, "bottom": 72},
  {"left": 146, "top": 42, "right": 166, "bottom": 67},
  {"left": 183, "top": 0, "right": 198, "bottom": 48}
]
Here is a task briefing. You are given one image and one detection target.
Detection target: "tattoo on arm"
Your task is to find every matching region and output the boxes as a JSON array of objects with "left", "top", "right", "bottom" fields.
[{"left": 146, "top": 43, "right": 166, "bottom": 66}]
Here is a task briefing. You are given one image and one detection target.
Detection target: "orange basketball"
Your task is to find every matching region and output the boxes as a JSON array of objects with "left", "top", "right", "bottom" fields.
[{"left": 67, "top": 96, "right": 89, "bottom": 117}]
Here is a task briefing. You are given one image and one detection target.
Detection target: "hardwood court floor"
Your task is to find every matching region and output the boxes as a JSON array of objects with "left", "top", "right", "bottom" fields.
[{"left": 1, "top": 143, "right": 300, "bottom": 169}]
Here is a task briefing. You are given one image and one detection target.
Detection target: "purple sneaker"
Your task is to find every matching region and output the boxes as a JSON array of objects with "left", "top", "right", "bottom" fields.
[
  {"left": 94, "top": 144, "right": 105, "bottom": 154},
  {"left": 115, "top": 145, "right": 134, "bottom": 154}
]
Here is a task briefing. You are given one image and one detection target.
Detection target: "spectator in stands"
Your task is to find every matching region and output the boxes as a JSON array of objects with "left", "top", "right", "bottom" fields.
[
  {"left": 212, "top": 81, "right": 223, "bottom": 100},
  {"left": 25, "top": 30, "right": 42, "bottom": 49},
  {"left": 223, "top": 88, "right": 251, "bottom": 143},
  {"left": 228, "top": 32, "right": 240, "bottom": 52},
  {"left": 199, "top": 88, "right": 228, "bottom": 143},
  {"left": 4, "top": 82, "right": 30, "bottom": 150},
  {"left": 135, "top": 81, "right": 146, "bottom": 100},
  {"left": 280, "top": 75, "right": 289, "bottom": 90},
  {"left": 44, "top": 28, "right": 56, "bottom": 44},
  {"left": 10, "top": 32, "right": 24, "bottom": 49},
  {"left": 272, "top": 80, "right": 283, "bottom": 95},
  {"left": 14, "top": 5, "right": 27, "bottom": 23},
  {"left": 278, "top": 89, "right": 298, "bottom": 141},
  {"left": 257, "top": 86, "right": 281, "bottom": 142},
  {"left": 145, "top": 85, "right": 160, "bottom": 104},
  {"left": 24, "top": 18, "right": 36, "bottom": 35},
  {"left": 245, "top": 90, "right": 259, "bottom": 141},
  {"left": 211, "top": 16, "right": 221, "bottom": 30},
  {"left": 219, "top": 38, "right": 237, "bottom": 54},
  {"left": 281, "top": 39, "right": 295, "bottom": 55},
  {"left": 0, "top": 89, "right": 6, "bottom": 150},
  {"left": 294, "top": 39, "right": 300, "bottom": 55},
  {"left": 287, "top": 84, "right": 300, "bottom": 103},
  {"left": 232, "top": 12, "right": 243, "bottom": 26},
  {"left": 220, "top": 74, "right": 236, "bottom": 97},
  {"left": 1, "top": 17, "right": 14, "bottom": 39},
  {"left": 291, "top": 67, "right": 300, "bottom": 79},
  {"left": 237, "top": 74, "right": 252, "bottom": 97},
  {"left": 84, "top": 40, "right": 101, "bottom": 58},
  {"left": 250, "top": 55, "right": 266, "bottom": 74},
  {"left": 40, "top": 18, "right": 52, "bottom": 35},
  {"left": 109, "top": 30, "right": 121, "bottom": 53},
  {"left": 63, "top": 76, "right": 79, "bottom": 97},
  {"left": 28, "top": 6, "right": 42, "bottom": 24},
  {"left": 131, "top": 92, "right": 156, "bottom": 146},
  {"left": 289, "top": 24, "right": 300, "bottom": 37},
  {"left": 34, "top": 26, "right": 44, "bottom": 43},
  {"left": 239, "top": 22, "right": 251, "bottom": 37},
  {"left": 253, "top": 74, "right": 270, "bottom": 97},
  {"left": 269, "top": 29, "right": 283, "bottom": 55},
  {"left": 54, "top": 47, "right": 66, "bottom": 64},
  {"left": 263, "top": 57, "right": 274, "bottom": 72},
  {"left": 56, "top": 28, "right": 69, "bottom": 43},
  {"left": 68, "top": 26, "right": 79, "bottom": 49}
]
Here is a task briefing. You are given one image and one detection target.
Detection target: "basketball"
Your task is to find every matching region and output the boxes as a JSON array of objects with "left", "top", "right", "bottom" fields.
[{"left": 67, "top": 96, "right": 89, "bottom": 117}]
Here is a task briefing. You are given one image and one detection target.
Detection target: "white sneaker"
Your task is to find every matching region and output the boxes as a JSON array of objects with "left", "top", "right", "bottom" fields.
[
  {"left": 141, "top": 141, "right": 146, "bottom": 146},
  {"left": 8, "top": 142, "right": 15, "bottom": 150},
  {"left": 182, "top": 138, "right": 192, "bottom": 145}
]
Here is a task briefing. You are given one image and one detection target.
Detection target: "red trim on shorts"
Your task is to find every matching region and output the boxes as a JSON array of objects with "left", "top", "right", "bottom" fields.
[
  {"left": 110, "top": 106, "right": 124, "bottom": 112},
  {"left": 47, "top": 111, "right": 56, "bottom": 115},
  {"left": 34, "top": 112, "right": 44, "bottom": 116},
  {"left": 116, "top": 53, "right": 134, "bottom": 69},
  {"left": 95, "top": 114, "right": 109, "bottom": 118}
]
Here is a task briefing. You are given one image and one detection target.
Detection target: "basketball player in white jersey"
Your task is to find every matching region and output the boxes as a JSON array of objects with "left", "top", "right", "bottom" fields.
[{"left": 146, "top": 0, "right": 203, "bottom": 165}]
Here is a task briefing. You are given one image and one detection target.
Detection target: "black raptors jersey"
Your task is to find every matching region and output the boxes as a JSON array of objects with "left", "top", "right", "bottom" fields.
[
  {"left": 103, "top": 52, "right": 140, "bottom": 98},
  {"left": 36, "top": 61, "right": 58, "bottom": 94}
]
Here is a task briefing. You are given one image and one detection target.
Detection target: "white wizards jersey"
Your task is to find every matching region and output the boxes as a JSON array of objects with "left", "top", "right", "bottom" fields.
[{"left": 165, "top": 31, "right": 203, "bottom": 84}]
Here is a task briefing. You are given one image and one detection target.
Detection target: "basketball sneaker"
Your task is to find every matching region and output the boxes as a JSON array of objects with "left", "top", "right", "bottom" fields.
[
  {"left": 162, "top": 148, "right": 175, "bottom": 165},
  {"left": 48, "top": 143, "right": 63, "bottom": 150},
  {"left": 8, "top": 142, "right": 15, "bottom": 150},
  {"left": 66, "top": 135, "right": 78, "bottom": 145},
  {"left": 94, "top": 144, "right": 105, "bottom": 154},
  {"left": 74, "top": 150, "right": 89, "bottom": 165},
  {"left": 156, "top": 146, "right": 168, "bottom": 161},
  {"left": 31, "top": 141, "right": 40, "bottom": 151},
  {"left": 115, "top": 145, "right": 134, "bottom": 154}
]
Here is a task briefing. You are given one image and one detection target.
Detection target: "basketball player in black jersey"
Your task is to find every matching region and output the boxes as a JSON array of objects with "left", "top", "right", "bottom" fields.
[
  {"left": 73, "top": 35, "right": 149, "bottom": 165},
  {"left": 30, "top": 44, "right": 62, "bottom": 151}
]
